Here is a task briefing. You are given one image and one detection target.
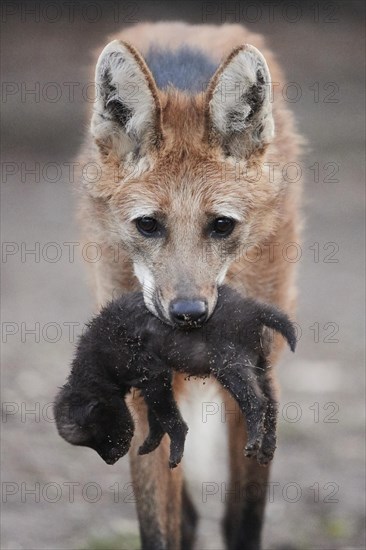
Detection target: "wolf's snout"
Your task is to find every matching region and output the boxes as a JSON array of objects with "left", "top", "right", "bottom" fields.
[{"left": 169, "top": 299, "right": 208, "bottom": 326}]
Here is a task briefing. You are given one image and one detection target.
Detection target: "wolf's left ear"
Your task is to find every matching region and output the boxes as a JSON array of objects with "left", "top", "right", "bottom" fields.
[
  {"left": 91, "top": 40, "right": 162, "bottom": 159},
  {"left": 205, "top": 45, "right": 274, "bottom": 159}
]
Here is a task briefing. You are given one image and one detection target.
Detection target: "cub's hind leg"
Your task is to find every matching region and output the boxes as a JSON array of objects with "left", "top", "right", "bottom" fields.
[{"left": 141, "top": 372, "right": 188, "bottom": 469}]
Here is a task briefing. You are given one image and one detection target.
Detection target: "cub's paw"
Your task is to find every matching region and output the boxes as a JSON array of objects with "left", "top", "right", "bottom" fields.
[
  {"left": 244, "top": 438, "right": 261, "bottom": 459},
  {"left": 168, "top": 423, "right": 188, "bottom": 469},
  {"left": 256, "top": 446, "right": 275, "bottom": 466},
  {"left": 256, "top": 436, "right": 276, "bottom": 466},
  {"left": 244, "top": 433, "right": 276, "bottom": 465},
  {"left": 138, "top": 433, "right": 164, "bottom": 456},
  {"left": 168, "top": 443, "right": 185, "bottom": 469}
]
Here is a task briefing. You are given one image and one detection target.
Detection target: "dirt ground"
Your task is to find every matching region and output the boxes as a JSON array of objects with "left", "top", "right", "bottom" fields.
[{"left": 1, "top": 1, "right": 365, "bottom": 549}]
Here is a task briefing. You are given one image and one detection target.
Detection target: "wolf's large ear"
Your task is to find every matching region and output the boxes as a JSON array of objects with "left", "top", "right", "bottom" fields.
[
  {"left": 91, "top": 40, "right": 163, "bottom": 159},
  {"left": 205, "top": 45, "right": 274, "bottom": 159}
]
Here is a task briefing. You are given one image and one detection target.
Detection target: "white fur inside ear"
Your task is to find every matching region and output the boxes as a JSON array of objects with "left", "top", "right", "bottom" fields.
[
  {"left": 209, "top": 45, "right": 274, "bottom": 151},
  {"left": 91, "top": 40, "right": 156, "bottom": 155}
]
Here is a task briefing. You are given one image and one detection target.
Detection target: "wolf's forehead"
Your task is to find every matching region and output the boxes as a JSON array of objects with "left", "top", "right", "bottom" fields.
[
  {"left": 123, "top": 177, "right": 245, "bottom": 223},
  {"left": 144, "top": 46, "right": 218, "bottom": 94}
]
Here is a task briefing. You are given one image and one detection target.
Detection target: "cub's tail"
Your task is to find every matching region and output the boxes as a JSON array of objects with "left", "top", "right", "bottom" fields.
[{"left": 258, "top": 304, "right": 297, "bottom": 352}]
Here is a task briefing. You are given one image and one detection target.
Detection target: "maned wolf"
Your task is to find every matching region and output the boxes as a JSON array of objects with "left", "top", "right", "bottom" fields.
[
  {"left": 77, "top": 22, "right": 302, "bottom": 550},
  {"left": 54, "top": 285, "right": 296, "bottom": 470}
]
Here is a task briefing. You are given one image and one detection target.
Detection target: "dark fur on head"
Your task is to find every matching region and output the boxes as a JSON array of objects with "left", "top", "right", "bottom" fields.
[
  {"left": 55, "top": 384, "right": 134, "bottom": 465},
  {"left": 54, "top": 285, "right": 296, "bottom": 467}
]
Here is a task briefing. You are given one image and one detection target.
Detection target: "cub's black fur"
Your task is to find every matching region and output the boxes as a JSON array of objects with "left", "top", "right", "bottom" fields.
[{"left": 54, "top": 286, "right": 296, "bottom": 468}]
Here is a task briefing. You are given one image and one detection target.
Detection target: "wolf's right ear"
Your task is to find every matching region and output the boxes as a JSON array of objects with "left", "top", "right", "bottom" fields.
[{"left": 91, "top": 40, "right": 163, "bottom": 159}]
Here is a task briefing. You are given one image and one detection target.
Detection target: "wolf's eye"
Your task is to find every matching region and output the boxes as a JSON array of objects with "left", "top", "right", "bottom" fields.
[
  {"left": 136, "top": 217, "right": 159, "bottom": 236},
  {"left": 211, "top": 217, "right": 236, "bottom": 238}
]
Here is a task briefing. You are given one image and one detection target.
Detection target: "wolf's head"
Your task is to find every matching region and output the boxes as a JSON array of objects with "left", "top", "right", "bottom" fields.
[{"left": 89, "top": 40, "right": 284, "bottom": 327}]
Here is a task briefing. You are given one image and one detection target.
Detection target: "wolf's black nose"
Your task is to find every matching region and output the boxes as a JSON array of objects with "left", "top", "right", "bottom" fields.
[{"left": 169, "top": 299, "right": 208, "bottom": 326}]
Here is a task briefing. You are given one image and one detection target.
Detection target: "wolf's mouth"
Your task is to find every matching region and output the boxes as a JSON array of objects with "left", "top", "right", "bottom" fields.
[{"left": 151, "top": 291, "right": 173, "bottom": 326}]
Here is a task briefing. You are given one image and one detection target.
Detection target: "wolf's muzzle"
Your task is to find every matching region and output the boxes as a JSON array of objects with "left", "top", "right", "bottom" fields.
[{"left": 169, "top": 299, "right": 208, "bottom": 326}]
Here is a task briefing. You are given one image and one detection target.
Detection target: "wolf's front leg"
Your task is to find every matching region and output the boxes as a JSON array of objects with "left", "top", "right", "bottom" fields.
[
  {"left": 141, "top": 372, "right": 189, "bottom": 468},
  {"left": 128, "top": 391, "right": 183, "bottom": 549},
  {"left": 214, "top": 360, "right": 270, "bottom": 550}
]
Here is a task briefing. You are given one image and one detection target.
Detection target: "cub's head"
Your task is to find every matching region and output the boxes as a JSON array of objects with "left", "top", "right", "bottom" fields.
[
  {"left": 54, "top": 385, "right": 134, "bottom": 464},
  {"left": 88, "top": 40, "right": 283, "bottom": 327}
]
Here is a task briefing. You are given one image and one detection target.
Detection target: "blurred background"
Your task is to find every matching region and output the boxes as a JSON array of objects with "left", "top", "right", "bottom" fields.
[{"left": 1, "top": 1, "right": 365, "bottom": 548}]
